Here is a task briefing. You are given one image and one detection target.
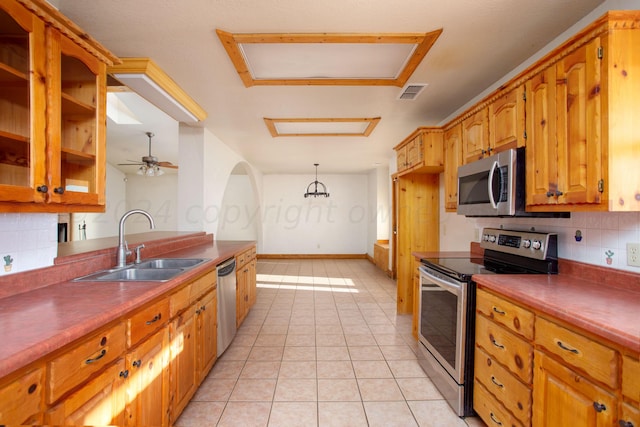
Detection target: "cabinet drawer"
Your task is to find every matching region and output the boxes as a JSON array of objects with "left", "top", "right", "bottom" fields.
[
  {"left": 48, "top": 322, "right": 126, "bottom": 404},
  {"left": 622, "top": 355, "right": 640, "bottom": 402},
  {"left": 620, "top": 402, "right": 640, "bottom": 427},
  {"left": 475, "top": 346, "right": 531, "bottom": 424},
  {"left": 0, "top": 367, "right": 44, "bottom": 424},
  {"left": 535, "top": 316, "right": 618, "bottom": 388},
  {"left": 476, "top": 289, "right": 534, "bottom": 340},
  {"left": 476, "top": 314, "right": 533, "bottom": 383},
  {"left": 189, "top": 270, "right": 216, "bottom": 303},
  {"left": 474, "top": 380, "right": 524, "bottom": 427},
  {"left": 127, "top": 298, "right": 169, "bottom": 348}
]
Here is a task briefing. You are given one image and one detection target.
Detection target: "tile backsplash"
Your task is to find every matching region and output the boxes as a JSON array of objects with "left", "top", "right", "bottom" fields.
[
  {"left": 472, "top": 211, "right": 640, "bottom": 273},
  {"left": 0, "top": 213, "right": 58, "bottom": 275}
]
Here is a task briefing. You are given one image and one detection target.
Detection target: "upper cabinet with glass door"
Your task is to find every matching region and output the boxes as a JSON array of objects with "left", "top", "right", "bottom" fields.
[{"left": 0, "top": 0, "right": 118, "bottom": 212}]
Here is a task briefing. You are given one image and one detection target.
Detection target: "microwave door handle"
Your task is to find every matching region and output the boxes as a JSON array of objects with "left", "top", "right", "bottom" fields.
[{"left": 488, "top": 161, "right": 499, "bottom": 209}]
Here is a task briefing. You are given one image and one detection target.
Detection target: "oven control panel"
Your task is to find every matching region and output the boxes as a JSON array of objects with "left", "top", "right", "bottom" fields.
[{"left": 481, "top": 228, "right": 557, "bottom": 260}]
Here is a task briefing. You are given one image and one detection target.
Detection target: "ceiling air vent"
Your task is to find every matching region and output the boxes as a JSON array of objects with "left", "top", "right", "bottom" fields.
[{"left": 397, "top": 83, "right": 428, "bottom": 100}]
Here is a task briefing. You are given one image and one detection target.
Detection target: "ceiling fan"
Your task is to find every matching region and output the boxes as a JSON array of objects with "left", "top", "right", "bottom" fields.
[{"left": 118, "top": 132, "right": 178, "bottom": 176}]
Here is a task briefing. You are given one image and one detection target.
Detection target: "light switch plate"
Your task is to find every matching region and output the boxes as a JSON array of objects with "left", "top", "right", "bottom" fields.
[{"left": 627, "top": 243, "right": 640, "bottom": 267}]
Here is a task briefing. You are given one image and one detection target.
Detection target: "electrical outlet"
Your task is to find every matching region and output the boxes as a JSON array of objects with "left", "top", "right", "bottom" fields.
[{"left": 627, "top": 243, "right": 640, "bottom": 267}]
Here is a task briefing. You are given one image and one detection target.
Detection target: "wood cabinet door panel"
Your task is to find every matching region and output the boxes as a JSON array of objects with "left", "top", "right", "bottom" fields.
[
  {"left": 533, "top": 350, "right": 616, "bottom": 427},
  {"left": 196, "top": 290, "right": 217, "bottom": 380},
  {"left": 170, "top": 308, "right": 197, "bottom": 419},
  {"left": 536, "top": 316, "right": 618, "bottom": 388},
  {"left": 462, "top": 107, "right": 489, "bottom": 163},
  {"left": 396, "top": 145, "right": 407, "bottom": 171},
  {"left": 489, "top": 86, "right": 523, "bottom": 153},
  {"left": 476, "top": 314, "right": 533, "bottom": 383},
  {"left": 555, "top": 38, "right": 602, "bottom": 205},
  {"left": 526, "top": 66, "right": 558, "bottom": 205},
  {"left": 443, "top": 124, "right": 462, "bottom": 211},
  {"left": 620, "top": 402, "right": 640, "bottom": 427},
  {"left": 126, "top": 328, "right": 169, "bottom": 427},
  {"left": 622, "top": 355, "right": 640, "bottom": 402}
]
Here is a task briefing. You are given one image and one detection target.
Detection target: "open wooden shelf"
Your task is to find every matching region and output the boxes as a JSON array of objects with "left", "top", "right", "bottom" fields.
[
  {"left": 61, "top": 92, "right": 96, "bottom": 115},
  {"left": 61, "top": 147, "right": 95, "bottom": 166},
  {"left": 0, "top": 62, "right": 28, "bottom": 82}
]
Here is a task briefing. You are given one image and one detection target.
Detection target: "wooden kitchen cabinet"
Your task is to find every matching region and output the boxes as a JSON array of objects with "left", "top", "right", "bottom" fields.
[
  {"left": 0, "top": 367, "right": 44, "bottom": 424},
  {"left": 461, "top": 107, "right": 489, "bottom": 164},
  {"left": 443, "top": 123, "right": 462, "bottom": 212},
  {"left": 488, "top": 85, "right": 525, "bottom": 154},
  {"left": 0, "top": 0, "right": 117, "bottom": 212},
  {"left": 622, "top": 355, "right": 640, "bottom": 403},
  {"left": 196, "top": 289, "right": 218, "bottom": 379},
  {"left": 526, "top": 12, "right": 640, "bottom": 212},
  {"left": 393, "top": 127, "right": 443, "bottom": 176},
  {"left": 125, "top": 327, "right": 169, "bottom": 427},
  {"left": 170, "top": 301, "right": 197, "bottom": 419},
  {"left": 47, "top": 360, "right": 127, "bottom": 426},
  {"left": 533, "top": 350, "right": 617, "bottom": 427},
  {"left": 474, "top": 289, "right": 534, "bottom": 426},
  {"left": 236, "top": 245, "right": 257, "bottom": 327}
]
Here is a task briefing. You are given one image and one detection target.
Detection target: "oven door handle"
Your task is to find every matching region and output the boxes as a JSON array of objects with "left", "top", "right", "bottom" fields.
[{"left": 419, "top": 267, "right": 463, "bottom": 297}]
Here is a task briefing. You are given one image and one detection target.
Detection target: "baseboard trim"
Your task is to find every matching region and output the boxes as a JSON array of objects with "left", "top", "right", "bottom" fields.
[{"left": 257, "top": 254, "right": 368, "bottom": 260}]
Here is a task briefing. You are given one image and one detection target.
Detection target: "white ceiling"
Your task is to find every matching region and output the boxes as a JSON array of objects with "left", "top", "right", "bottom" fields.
[{"left": 55, "top": 0, "right": 606, "bottom": 175}]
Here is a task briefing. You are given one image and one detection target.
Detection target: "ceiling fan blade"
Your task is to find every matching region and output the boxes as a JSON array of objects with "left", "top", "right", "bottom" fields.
[
  {"left": 118, "top": 162, "right": 145, "bottom": 166},
  {"left": 157, "top": 161, "right": 178, "bottom": 169}
]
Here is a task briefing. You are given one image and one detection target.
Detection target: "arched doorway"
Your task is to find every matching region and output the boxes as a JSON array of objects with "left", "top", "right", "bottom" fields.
[{"left": 216, "top": 162, "right": 261, "bottom": 245}]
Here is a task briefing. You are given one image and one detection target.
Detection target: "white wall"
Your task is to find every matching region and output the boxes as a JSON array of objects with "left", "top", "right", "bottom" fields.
[
  {"left": 261, "top": 174, "right": 369, "bottom": 255},
  {"left": 71, "top": 163, "right": 127, "bottom": 239},
  {"left": 124, "top": 173, "right": 178, "bottom": 234},
  {"left": 216, "top": 173, "right": 260, "bottom": 241}
]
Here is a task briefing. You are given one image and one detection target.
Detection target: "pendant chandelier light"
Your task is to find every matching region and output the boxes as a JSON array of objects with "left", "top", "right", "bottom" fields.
[{"left": 304, "top": 163, "right": 330, "bottom": 198}]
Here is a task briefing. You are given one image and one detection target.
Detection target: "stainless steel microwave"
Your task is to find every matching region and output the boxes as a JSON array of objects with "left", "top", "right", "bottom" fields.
[{"left": 457, "top": 147, "right": 569, "bottom": 218}]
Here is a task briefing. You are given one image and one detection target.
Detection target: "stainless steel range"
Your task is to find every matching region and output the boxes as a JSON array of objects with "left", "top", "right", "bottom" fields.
[{"left": 417, "top": 228, "right": 558, "bottom": 417}]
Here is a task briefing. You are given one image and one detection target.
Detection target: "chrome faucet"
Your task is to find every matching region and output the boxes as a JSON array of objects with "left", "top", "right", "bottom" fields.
[{"left": 116, "top": 209, "right": 155, "bottom": 268}]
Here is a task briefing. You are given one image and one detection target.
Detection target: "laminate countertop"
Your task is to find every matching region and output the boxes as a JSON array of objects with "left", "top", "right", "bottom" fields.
[{"left": 0, "top": 236, "right": 255, "bottom": 379}]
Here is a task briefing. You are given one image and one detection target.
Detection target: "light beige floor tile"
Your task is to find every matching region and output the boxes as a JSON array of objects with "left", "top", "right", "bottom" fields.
[
  {"left": 231, "top": 333, "right": 258, "bottom": 346},
  {"left": 208, "top": 360, "right": 245, "bottom": 379},
  {"left": 316, "top": 334, "right": 346, "bottom": 346},
  {"left": 352, "top": 360, "right": 394, "bottom": 378},
  {"left": 380, "top": 345, "right": 418, "bottom": 360},
  {"left": 344, "top": 333, "right": 377, "bottom": 346},
  {"left": 248, "top": 346, "right": 285, "bottom": 361},
  {"left": 364, "top": 401, "right": 418, "bottom": 427},
  {"left": 407, "top": 400, "right": 468, "bottom": 427},
  {"left": 317, "top": 379, "right": 361, "bottom": 401},
  {"left": 287, "top": 323, "right": 316, "bottom": 334},
  {"left": 396, "top": 377, "right": 443, "bottom": 400},
  {"left": 348, "top": 345, "right": 384, "bottom": 360},
  {"left": 192, "top": 378, "right": 236, "bottom": 401},
  {"left": 255, "top": 333, "right": 287, "bottom": 346},
  {"left": 358, "top": 378, "right": 404, "bottom": 401},
  {"left": 274, "top": 378, "right": 318, "bottom": 401},
  {"left": 318, "top": 402, "right": 368, "bottom": 427},
  {"left": 316, "top": 324, "right": 342, "bottom": 334},
  {"left": 260, "top": 324, "right": 289, "bottom": 334},
  {"left": 229, "top": 379, "right": 277, "bottom": 401},
  {"left": 285, "top": 333, "right": 316, "bottom": 346},
  {"left": 283, "top": 346, "right": 317, "bottom": 361},
  {"left": 237, "top": 324, "right": 262, "bottom": 335},
  {"left": 278, "top": 360, "right": 317, "bottom": 378},
  {"left": 373, "top": 333, "right": 407, "bottom": 346},
  {"left": 268, "top": 401, "right": 318, "bottom": 427},
  {"left": 387, "top": 360, "right": 428, "bottom": 378},
  {"left": 316, "top": 346, "right": 350, "bottom": 361},
  {"left": 174, "top": 401, "right": 225, "bottom": 426},
  {"left": 220, "top": 344, "right": 252, "bottom": 361},
  {"left": 217, "top": 401, "right": 271, "bottom": 427},
  {"left": 240, "top": 361, "right": 281, "bottom": 379},
  {"left": 317, "top": 361, "right": 355, "bottom": 379}
]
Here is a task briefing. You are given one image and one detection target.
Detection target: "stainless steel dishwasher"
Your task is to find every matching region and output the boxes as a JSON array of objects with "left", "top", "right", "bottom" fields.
[{"left": 217, "top": 257, "right": 237, "bottom": 356}]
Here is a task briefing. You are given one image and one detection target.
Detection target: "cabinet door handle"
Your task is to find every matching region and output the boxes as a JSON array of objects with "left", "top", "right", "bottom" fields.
[
  {"left": 54, "top": 186, "right": 65, "bottom": 194},
  {"left": 492, "top": 306, "right": 506, "bottom": 315},
  {"left": 593, "top": 402, "right": 606, "bottom": 413},
  {"left": 618, "top": 421, "right": 634, "bottom": 427},
  {"left": 546, "top": 191, "right": 555, "bottom": 197},
  {"left": 490, "top": 376, "right": 504, "bottom": 388},
  {"left": 85, "top": 349, "right": 107, "bottom": 364},
  {"left": 132, "top": 359, "right": 142, "bottom": 368},
  {"left": 489, "top": 412, "right": 503, "bottom": 426},
  {"left": 555, "top": 190, "right": 563, "bottom": 196},
  {"left": 36, "top": 185, "right": 48, "bottom": 193},
  {"left": 145, "top": 313, "right": 162, "bottom": 325},
  {"left": 556, "top": 340, "right": 580, "bottom": 355},
  {"left": 119, "top": 370, "right": 129, "bottom": 379}
]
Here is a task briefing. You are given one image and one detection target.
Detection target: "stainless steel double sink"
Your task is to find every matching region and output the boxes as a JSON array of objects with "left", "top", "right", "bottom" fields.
[{"left": 74, "top": 258, "right": 209, "bottom": 282}]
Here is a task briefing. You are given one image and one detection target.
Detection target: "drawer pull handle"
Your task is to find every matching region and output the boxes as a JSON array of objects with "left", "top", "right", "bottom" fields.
[
  {"left": 557, "top": 341, "right": 580, "bottom": 354},
  {"left": 492, "top": 306, "right": 506, "bottom": 315},
  {"left": 618, "top": 421, "right": 634, "bottom": 427},
  {"left": 119, "top": 370, "right": 129, "bottom": 379},
  {"left": 489, "top": 412, "right": 503, "bottom": 425},
  {"left": 132, "top": 359, "right": 142, "bottom": 368},
  {"left": 491, "top": 338, "right": 505, "bottom": 349},
  {"left": 593, "top": 402, "right": 606, "bottom": 413},
  {"left": 490, "top": 376, "right": 504, "bottom": 388},
  {"left": 85, "top": 349, "right": 106, "bottom": 364},
  {"left": 145, "top": 314, "right": 162, "bottom": 325}
]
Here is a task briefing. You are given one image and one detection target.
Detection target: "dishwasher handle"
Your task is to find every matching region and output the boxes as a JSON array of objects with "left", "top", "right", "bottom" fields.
[{"left": 217, "top": 258, "right": 236, "bottom": 277}]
